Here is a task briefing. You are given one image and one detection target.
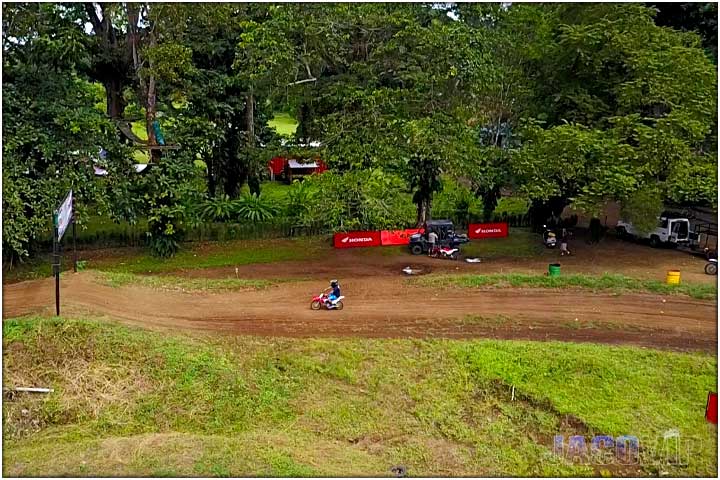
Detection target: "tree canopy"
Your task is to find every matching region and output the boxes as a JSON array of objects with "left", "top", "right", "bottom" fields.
[{"left": 3, "top": 2, "right": 717, "bottom": 260}]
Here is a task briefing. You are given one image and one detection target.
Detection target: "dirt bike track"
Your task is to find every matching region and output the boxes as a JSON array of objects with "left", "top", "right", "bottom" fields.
[{"left": 3, "top": 255, "right": 717, "bottom": 351}]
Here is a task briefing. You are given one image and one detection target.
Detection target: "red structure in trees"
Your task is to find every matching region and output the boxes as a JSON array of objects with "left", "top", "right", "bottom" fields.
[{"left": 268, "top": 156, "right": 327, "bottom": 182}]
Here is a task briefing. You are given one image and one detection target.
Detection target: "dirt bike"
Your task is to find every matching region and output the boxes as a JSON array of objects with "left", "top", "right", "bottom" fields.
[
  {"left": 429, "top": 245, "right": 460, "bottom": 260},
  {"left": 310, "top": 292, "right": 345, "bottom": 310},
  {"left": 543, "top": 225, "right": 557, "bottom": 248}
]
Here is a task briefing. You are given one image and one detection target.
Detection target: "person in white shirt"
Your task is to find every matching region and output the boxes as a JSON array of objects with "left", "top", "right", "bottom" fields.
[{"left": 427, "top": 230, "right": 439, "bottom": 256}]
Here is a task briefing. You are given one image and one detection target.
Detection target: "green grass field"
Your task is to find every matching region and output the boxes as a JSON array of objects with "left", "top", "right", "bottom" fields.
[
  {"left": 91, "top": 237, "right": 325, "bottom": 275},
  {"left": 3, "top": 234, "right": 326, "bottom": 283},
  {"left": 462, "top": 228, "right": 543, "bottom": 258},
  {"left": 419, "top": 273, "right": 718, "bottom": 300},
  {"left": 97, "top": 271, "right": 278, "bottom": 292},
  {"left": 267, "top": 112, "right": 298, "bottom": 137},
  {"left": 3, "top": 317, "right": 716, "bottom": 477}
]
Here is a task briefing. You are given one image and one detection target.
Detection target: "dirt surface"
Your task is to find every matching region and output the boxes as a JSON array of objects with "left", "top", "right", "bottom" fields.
[
  {"left": 164, "top": 234, "right": 718, "bottom": 284},
  {"left": 4, "top": 264, "right": 716, "bottom": 351}
]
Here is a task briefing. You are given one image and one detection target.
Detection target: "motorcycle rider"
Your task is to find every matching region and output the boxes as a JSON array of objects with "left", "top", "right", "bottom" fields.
[{"left": 324, "top": 279, "right": 341, "bottom": 308}]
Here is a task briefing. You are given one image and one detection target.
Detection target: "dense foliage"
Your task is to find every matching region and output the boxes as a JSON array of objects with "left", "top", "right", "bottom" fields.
[{"left": 3, "top": 2, "right": 717, "bottom": 260}]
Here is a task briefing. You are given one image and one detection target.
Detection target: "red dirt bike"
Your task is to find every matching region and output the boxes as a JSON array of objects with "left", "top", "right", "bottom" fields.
[
  {"left": 310, "top": 292, "right": 345, "bottom": 310},
  {"left": 429, "top": 245, "right": 460, "bottom": 260}
]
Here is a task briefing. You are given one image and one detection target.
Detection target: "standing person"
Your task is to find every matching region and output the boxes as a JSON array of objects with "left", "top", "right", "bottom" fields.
[
  {"left": 427, "top": 230, "right": 439, "bottom": 256},
  {"left": 560, "top": 228, "right": 571, "bottom": 256}
]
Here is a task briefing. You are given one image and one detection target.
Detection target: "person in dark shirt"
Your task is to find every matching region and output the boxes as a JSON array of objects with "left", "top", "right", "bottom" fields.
[{"left": 324, "top": 279, "right": 341, "bottom": 307}]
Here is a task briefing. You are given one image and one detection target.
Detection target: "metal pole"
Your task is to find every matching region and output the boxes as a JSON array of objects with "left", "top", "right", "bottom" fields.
[
  {"left": 72, "top": 213, "right": 77, "bottom": 273},
  {"left": 53, "top": 223, "right": 60, "bottom": 316}
]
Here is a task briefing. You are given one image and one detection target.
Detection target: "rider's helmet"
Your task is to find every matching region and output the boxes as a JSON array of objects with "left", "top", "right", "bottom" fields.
[{"left": 330, "top": 279, "right": 338, "bottom": 287}]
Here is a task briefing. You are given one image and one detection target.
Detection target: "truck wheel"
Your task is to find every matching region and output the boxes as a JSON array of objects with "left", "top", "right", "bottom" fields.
[
  {"left": 649, "top": 236, "right": 661, "bottom": 248},
  {"left": 705, "top": 263, "right": 717, "bottom": 275},
  {"left": 410, "top": 244, "right": 423, "bottom": 255},
  {"left": 616, "top": 227, "right": 628, "bottom": 239}
]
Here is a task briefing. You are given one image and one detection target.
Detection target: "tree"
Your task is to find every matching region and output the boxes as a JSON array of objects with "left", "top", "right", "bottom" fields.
[
  {"left": 505, "top": 3, "right": 717, "bottom": 225},
  {"left": 650, "top": 2, "right": 717, "bottom": 63},
  {"left": 2, "top": 3, "right": 133, "bottom": 261}
]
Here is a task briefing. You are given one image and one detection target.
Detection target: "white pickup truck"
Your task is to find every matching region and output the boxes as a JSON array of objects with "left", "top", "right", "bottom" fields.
[{"left": 616, "top": 215, "right": 691, "bottom": 248}]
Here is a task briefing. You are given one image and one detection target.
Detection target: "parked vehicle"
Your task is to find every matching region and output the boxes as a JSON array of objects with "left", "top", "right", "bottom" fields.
[
  {"left": 616, "top": 214, "right": 691, "bottom": 248},
  {"left": 542, "top": 225, "right": 557, "bottom": 248},
  {"left": 705, "top": 259, "right": 717, "bottom": 275},
  {"left": 429, "top": 245, "right": 460, "bottom": 260},
  {"left": 310, "top": 292, "right": 345, "bottom": 310},
  {"left": 409, "top": 219, "right": 469, "bottom": 255},
  {"left": 688, "top": 222, "right": 718, "bottom": 254}
]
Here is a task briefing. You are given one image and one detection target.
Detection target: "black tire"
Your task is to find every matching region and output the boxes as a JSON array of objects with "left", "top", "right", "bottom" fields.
[
  {"left": 334, "top": 300, "right": 344, "bottom": 310},
  {"left": 311, "top": 301, "right": 321, "bottom": 310},
  {"left": 451, "top": 251, "right": 459, "bottom": 260},
  {"left": 410, "top": 244, "right": 423, "bottom": 255},
  {"left": 705, "top": 263, "right": 717, "bottom": 275},
  {"left": 649, "top": 236, "right": 661, "bottom": 248},
  {"left": 616, "top": 227, "right": 628, "bottom": 239}
]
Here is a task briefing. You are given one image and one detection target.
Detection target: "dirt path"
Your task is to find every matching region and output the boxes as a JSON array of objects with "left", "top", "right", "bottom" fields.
[{"left": 3, "top": 272, "right": 716, "bottom": 352}]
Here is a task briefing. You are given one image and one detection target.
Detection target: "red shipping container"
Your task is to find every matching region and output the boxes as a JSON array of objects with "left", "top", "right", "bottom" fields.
[
  {"left": 381, "top": 228, "right": 424, "bottom": 246},
  {"left": 706, "top": 392, "right": 717, "bottom": 424},
  {"left": 334, "top": 231, "right": 382, "bottom": 248},
  {"left": 468, "top": 222, "right": 509, "bottom": 239}
]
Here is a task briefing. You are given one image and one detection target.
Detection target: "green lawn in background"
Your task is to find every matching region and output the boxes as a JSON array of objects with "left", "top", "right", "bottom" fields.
[
  {"left": 267, "top": 112, "right": 299, "bottom": 137},
  {"left": 462, "top": 228, "right": 543, "bottom": 258},
  {"left": 131, "top": 121, "right": 150, "bottom": 163}
]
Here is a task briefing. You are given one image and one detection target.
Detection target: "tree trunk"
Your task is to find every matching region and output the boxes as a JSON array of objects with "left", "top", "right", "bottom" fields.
[
  {"left": 245, "top": 88, "right": 261, "bottom": 196},
  {"left": 416, "top": 196, "right": 431, "bottom": 227},
  {"left": 246, "top": 89, "right": 255, "bottom": 148},
  {"left": 248, "top": 177, "right": 261, "bottom": 197},
  {"left": 145, "top": 73, "right": 160, "bottom": 162},
  {"left": 127, "top": 3, "right": 160, "bottom": 162},
  {"left": 105, "top": 77, "right": 126, "bottom": 118},
  {"left": 207, "top": 152, "right": 216, "bottom": 198},
  {"left": 481, "top": 186, "right": 500, "bottom": 222}
]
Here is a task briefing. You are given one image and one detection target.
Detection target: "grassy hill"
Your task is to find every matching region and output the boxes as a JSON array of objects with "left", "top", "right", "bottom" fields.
[{"left": 3, "top": 317, "right": 716, "bottom": 477}]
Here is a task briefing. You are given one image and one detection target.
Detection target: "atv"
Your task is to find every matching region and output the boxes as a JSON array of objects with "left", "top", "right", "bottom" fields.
[{"left": 409, "top": 219, "right": 469, "bottom": 255}]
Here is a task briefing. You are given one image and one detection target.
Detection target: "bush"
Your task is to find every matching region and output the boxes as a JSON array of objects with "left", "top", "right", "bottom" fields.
[
  {"left": 197, "top": 194, "right": 279, "bottom": 223},
  {"left": 285, "top": 170, "right": 415, "bottom": 231},
  {"left": 234, "top": 194, "right": 278, "bottom": 222},
  {"left": 432, "top": 178, "right": 483, "bottom": 225},
  {"left": 200, "top": 194, "right": 237, "bottom": 222},
  {"left": 493, "top": 196, "right": 530, "bottom": 217},
  {"left": 620, "top": 187, "right": 664, "bottom": 235}
]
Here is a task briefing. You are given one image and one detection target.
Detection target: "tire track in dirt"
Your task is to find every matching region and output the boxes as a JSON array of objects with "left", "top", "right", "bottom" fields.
[{"left": 3, "top": 272, "right": 716, "bottom": 351}]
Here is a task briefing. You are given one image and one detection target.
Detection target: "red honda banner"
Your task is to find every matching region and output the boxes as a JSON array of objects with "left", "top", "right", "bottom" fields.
[
  {"left": 381, "top": 228, "right": 424, "bottom": 246},
  {"left": 468, "top": 222, "right": 509, "bottom": 239},
  {"left": 706, "top": 392, "right": 717, "bottom": 424},
  {"left": 333, "top": 230, "right": 382, "bottom": 248}
]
